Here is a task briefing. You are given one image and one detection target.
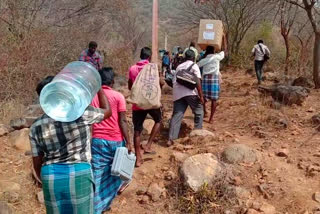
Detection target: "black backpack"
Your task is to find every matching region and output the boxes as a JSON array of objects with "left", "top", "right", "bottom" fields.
[
  {"left": 165, "top": 70, "right": 173, "bottom": 88},
  {"left": 258, "top": 44, "right": 270, "bottom": 62},
  {"left": 176, "top": 63, "right": 199, "bottom": 90}
]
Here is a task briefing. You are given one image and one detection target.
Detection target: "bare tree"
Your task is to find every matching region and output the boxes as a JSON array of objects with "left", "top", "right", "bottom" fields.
[
  {"left": 106, "top": 0, "right": 147, "bottom": 57},
  {"left": 286, "top": 0, "right": 320, "bottom": 88},
  {"left": 277, "top": 0, "right": 300, "bottom": 74},
  {"left": 293, "top": 18, "right": 314, "bottom": 74},
  {"left": 0, "top": 0, "right": 113, "bottom": 38}
]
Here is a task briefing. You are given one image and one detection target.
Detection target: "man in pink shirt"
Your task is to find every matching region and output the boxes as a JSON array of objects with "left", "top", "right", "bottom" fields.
[
  {"left": 128, "top": 47, "right": 162, "bottom": 167},
  {"left": 91, "top": 67, "right": 132, "bottom": 213}
]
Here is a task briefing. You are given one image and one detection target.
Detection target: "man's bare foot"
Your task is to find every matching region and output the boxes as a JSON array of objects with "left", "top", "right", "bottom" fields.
[
  {"left": 118, "top": 181, "right": 131, "bottom": 195},
  {"left": 135, "top": 159, "right": 143, "bottom": 167},
  {"left": 141, "top": 145, "right": 156, "bottom": 154},
  {"left": 166, "top": 140, "right": 174, "bottom": 147}
]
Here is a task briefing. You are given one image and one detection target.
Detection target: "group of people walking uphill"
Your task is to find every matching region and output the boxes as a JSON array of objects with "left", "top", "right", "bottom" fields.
[{"left": 29, "top": 38, "right": 270, "bottom": 214}]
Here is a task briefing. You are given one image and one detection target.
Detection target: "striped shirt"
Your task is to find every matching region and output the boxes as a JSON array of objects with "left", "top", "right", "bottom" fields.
[{"left": 29, "top": 106, "right": 104, "bottom": 165}]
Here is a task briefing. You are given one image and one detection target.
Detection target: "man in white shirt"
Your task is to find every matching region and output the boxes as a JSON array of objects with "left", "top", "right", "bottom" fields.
[
  {"left": 167, "top": 49, "right": 204, "bottom": 147},
  {"left": 252, "top": 40, "right": 270, "bottom": 84},
  {"left": 197, "top": 46, "right": 225, "bottom": 124}
]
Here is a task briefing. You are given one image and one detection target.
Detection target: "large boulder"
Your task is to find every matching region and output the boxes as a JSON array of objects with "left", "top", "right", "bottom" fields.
[
  {"left": 264, "top": 72, "right": 279, "bottom": 82},
  {"left": 0, "top": 181, "right": 21, "bottom": 193},
  {"left": 10, "top": 117, "right": 37, "bottom": 130},
  {"left": 272, "top": 85, "right": 309, "bottom": 106},
  {"left": 245, "top": 68, "right": 255, "bottom": 77},
  {"left": 189, "top": 129, "right": 215, "bottom": 138},
  {"left": 312, "top": 114, "right": 320, "bottom": 125},
  {"left": 292, "top": 76, "right": 314, "bottom": 88},
  {"left": 0, "top": 180, "right": 21, "bottom": 205},
  {"left": 226, "top": 186, "right": 251, "bottom": 200},
  {"left": 9, "top": 104, "right": 43, "bottom": 131},
  {"left": 259, "top": 202, "right": 276, "bottom": 214},
  {"left": 146, "top": 182, "right": 166, "bottom": 202},
  {"left": 0, "top": 201, "right": 13, "bottom": 214},
  {"left": 180, "top": 121, "right": 193, "bottom": 138},
  {"left": 258, "top": 85, "right": 309, "bottom": 106},
  {"left": 180, "top": 153, "right": 223, "bottom": 192},
  {"left": 8, "top": 128, "right": 31, "bottom": 153},
  {"left": 0, "top": 124, "right": 10, "bottom": 137},
  {"left": 170, "top": 151, "right": 190, "bottom": 163},
  {"left": 25, "top": 104, "right": 43, "bottom": 117},
  {"left": 143, "top": 119, "right": 155, "bottom": 135},
  {"left": 222, "top": 144, "right": 257, "bottom": 164}
]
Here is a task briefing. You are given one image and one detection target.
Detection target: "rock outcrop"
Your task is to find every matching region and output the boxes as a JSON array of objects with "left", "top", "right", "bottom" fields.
[{"left": 180, "top": 153, "right": 223, "bottom": 192}]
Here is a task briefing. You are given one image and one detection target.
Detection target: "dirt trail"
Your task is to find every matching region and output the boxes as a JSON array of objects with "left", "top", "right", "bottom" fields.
[
  {"left": 110, "top": 68, "right": 320, "bottom": 213},
  {"left": 1, "top": 67, "right": 320, "bottom": 213}
]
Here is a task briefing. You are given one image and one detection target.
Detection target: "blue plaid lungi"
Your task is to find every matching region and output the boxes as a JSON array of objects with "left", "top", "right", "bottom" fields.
[
  {"left": 202, "top": 73, "right": 220, "bottom": 100},
  {"left": 41, "top": 163, "right": 94, "bottom": 214},
  {"left": 91, "top": 138, "right": 126, "bottom": 214}
]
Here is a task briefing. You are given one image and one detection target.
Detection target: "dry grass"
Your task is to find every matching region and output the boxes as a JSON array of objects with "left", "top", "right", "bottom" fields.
[
  {"left": 166, "top": 165, "right": 239, "bottom": 214},
  {"left": 0, "top": 25, "right": 136, "bottom": 123},
  {"left": 0, "top": 99, "right": 25, "bottom": 124}
]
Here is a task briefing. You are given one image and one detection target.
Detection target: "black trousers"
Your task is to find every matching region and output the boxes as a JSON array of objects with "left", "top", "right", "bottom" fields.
[{"left": 254, "top": 60, "right": 265, "bottom": 82}]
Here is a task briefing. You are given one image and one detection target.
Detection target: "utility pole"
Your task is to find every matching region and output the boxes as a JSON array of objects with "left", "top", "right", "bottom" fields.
[
  {"left": 164, "top": 32, "right": 168, "bottom": 51},
  {"left": 151, "top": 0, "right": 158, "bottom": 63}
]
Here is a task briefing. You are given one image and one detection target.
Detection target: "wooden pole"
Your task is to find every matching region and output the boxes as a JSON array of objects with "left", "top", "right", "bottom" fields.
[
  {"left": 151, "top": 0, "right": 158, "bottom": 63},
  {"left": 164, "top": 32, "right": 168, "bottom": 51}
]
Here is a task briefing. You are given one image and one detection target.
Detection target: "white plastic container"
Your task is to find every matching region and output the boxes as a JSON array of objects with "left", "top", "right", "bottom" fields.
[
  {"left": 111, "top": 147, "right": 136, "bottom": 181},
  {"left": 40, "top": 61, "right": 101, "bottom": 122}
]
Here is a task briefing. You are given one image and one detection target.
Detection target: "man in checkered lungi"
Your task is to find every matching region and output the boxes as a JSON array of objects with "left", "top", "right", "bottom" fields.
[
  {"left": 198, "top": 45, "right": 225, "bottom": 124},
  {"left": 29, "top": 76, "right": 112, "bottom": 214}
]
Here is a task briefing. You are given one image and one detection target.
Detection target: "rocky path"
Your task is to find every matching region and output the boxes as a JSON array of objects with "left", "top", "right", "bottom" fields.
[
  {"left": 110, "top": 68, "right": 320, "bottom": 213},
  {"left": 1, "top": 67, "right": 320, "bottom": 213}
]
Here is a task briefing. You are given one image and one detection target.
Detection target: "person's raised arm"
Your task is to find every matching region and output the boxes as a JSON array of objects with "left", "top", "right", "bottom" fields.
[
  {"left": 98, "top": 89, "right": 112, "bottom": 119},
  {"left": 197, "top": 57, "right": 208, "bottom": 68},
  {"left": 215, "top": 51, "right": 225, "bottom": 61}
]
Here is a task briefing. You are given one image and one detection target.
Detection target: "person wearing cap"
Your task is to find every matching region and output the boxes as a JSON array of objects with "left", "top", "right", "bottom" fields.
[{"left": 167, "top": 49, "right": 204, "bottom": 147}]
